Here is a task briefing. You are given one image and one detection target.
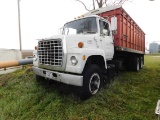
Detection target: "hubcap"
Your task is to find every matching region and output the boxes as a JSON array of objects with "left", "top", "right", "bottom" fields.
[{"left": 89, "top": 73, "right": 100, "bottom": 95}]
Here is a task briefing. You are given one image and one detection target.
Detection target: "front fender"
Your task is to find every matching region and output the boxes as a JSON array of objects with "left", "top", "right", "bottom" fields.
[{"left": 65, "top": 48, "right": 106, "bottom": 74}]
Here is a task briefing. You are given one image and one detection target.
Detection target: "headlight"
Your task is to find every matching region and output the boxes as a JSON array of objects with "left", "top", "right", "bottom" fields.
[{"left": 70, "top": 56, "right": 78, "bottom": 66}]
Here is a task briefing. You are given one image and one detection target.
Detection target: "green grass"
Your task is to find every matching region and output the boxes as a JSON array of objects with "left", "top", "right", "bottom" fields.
[{"left": 0, "top": 55, "right": 160, "bottom": 120}]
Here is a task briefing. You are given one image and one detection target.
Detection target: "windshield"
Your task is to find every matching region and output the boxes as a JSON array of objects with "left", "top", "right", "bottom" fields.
[{"left": 63, "top": 17, "right": 97, "bottom": 35}]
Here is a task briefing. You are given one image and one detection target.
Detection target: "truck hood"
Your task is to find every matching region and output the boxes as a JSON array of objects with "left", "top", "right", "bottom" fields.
[
  {"left": 64, "top": 34, "right": 99, "bottom": 53},
  {"left": 44, "top": 34, "right": 100, "bottom": 53}
]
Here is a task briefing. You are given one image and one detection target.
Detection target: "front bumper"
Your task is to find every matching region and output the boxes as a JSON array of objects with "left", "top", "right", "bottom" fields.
[{"left": 32, "top": 67, "right": 83, "bottom": 86}]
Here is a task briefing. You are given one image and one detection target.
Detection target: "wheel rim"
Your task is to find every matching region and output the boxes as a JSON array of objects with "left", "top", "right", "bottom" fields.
[{"left": 89, "top": 73, "right": 100, "bottom": 95}]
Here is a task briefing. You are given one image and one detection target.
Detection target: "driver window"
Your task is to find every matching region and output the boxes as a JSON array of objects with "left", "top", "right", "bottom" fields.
[{"left": 99, "top": 20, "right": 110, "bottom": 36}]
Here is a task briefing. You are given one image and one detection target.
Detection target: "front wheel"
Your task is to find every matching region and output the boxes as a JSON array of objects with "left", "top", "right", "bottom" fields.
[{"left": 81, "top": 64, "right": 102, "bottom": 99}]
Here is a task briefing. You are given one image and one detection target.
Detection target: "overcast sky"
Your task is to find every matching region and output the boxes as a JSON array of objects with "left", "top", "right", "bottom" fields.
[{"left": 0, "top": 0, "right": 159, "bottom": 50}]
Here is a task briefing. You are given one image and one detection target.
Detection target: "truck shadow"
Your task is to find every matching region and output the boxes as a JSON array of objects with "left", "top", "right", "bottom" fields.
[
  {"left": 36, "top": 79, "right": 81, "bottom": 99},
  {"left": 35, "top": 69, "right": 118, "bottom": 100}
]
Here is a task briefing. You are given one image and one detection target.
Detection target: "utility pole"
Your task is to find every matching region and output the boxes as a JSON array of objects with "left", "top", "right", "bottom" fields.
[{"left": 17, "top": 0, "right": 22, "bottom": 52}]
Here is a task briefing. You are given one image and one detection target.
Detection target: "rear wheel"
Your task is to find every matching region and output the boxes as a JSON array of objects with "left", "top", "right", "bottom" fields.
[
  {"left": 133, "top": 56, "right": 140, "bottom": 72},
  {"left": 81, "top": 64, "right": 102, "bottom": 99},
  {"left": 139, "top": 56, "right": 143, "bottom": 69}
]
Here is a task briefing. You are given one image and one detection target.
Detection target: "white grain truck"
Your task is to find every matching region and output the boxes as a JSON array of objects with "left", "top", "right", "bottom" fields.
[{"left": 33, "top": 5, "right": 145, "bottom": 98}]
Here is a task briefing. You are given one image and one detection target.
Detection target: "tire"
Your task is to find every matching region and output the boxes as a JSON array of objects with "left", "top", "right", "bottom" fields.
[
  {"left": 139, "top": 56, "right": 143, "bottom": 69},
  {"left": 133, "top": 56, "right": 140, "bottom": 72},
  {"left": 81, "top": 64, "right": 102, "bottom": 100}
]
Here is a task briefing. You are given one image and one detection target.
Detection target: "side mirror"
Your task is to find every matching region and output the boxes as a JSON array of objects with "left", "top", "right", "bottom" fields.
[
  {"left": 58, "top": 27, "right": 63, "bottom": 35},
  {"left": 111, "top": 16, "right": 117, "bottom": 31},
  {"left": 65, "top": 28, "right": 69, "bottom": 35}
]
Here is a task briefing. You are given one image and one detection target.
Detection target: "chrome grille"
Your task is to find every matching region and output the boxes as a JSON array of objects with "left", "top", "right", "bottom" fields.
[{"left": 38, "top": 39, "right": 63, "bottom": 66}]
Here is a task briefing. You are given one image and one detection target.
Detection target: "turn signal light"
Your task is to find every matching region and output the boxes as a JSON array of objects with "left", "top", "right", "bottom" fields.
[{"left": 78, "top": 42, "right": 84, "bottom": 48}]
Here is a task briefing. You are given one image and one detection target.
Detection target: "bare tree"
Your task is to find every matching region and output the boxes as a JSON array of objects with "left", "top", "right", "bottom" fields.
[{"left": 75, "top": 0, "right": 132, "bottom": 11}]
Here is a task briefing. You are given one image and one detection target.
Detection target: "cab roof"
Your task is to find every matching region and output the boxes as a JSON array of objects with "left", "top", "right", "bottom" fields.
[{"left": 84, "top": 5, "right": 122, "bottom": 16}]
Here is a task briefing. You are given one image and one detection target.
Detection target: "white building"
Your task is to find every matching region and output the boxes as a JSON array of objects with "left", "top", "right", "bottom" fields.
[{"left": 149, "top": 43, "right": 159, "bottom": 54}]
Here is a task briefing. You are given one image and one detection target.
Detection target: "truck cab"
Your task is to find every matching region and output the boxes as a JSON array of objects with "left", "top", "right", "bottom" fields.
[{"left": 32, "top": 15, "right": 117, "bottom": 99}]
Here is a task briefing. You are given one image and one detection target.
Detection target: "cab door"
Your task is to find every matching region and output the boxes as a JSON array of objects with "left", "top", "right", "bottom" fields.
[{"left": 99, "top": 19, "right": 114, "bottom": 60}]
